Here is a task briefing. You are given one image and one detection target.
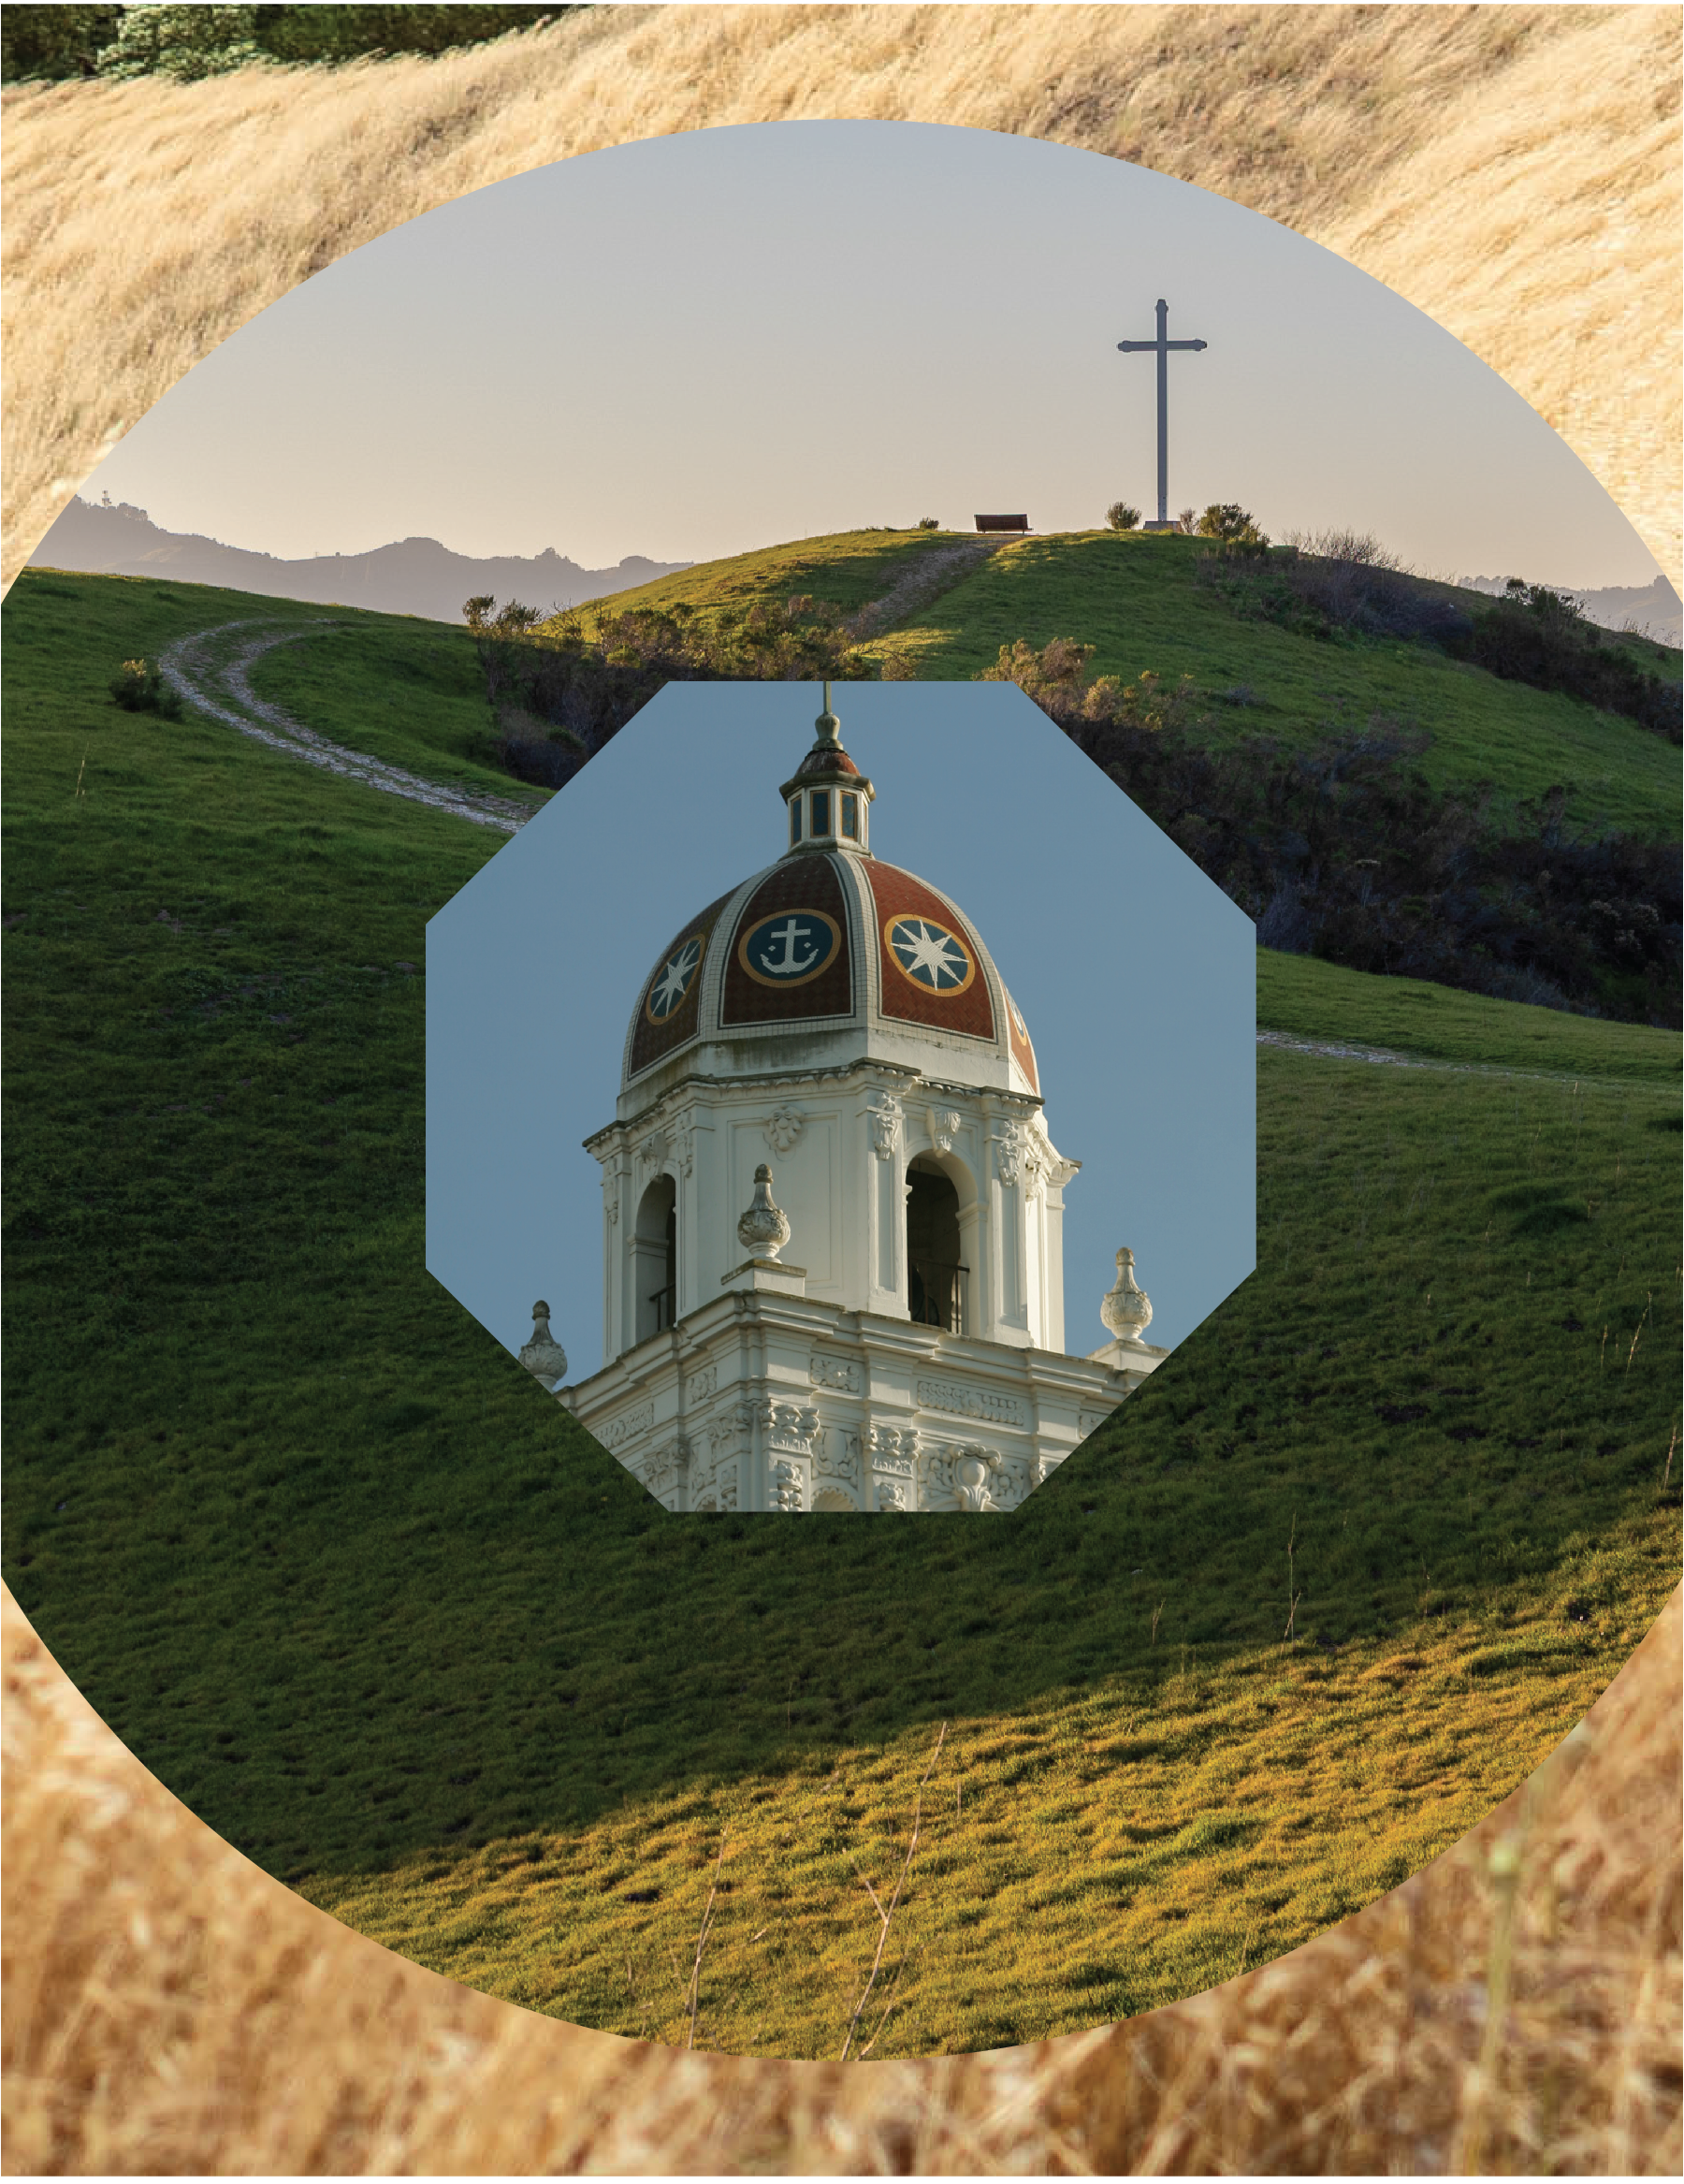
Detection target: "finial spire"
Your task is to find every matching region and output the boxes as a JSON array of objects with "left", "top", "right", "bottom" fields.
[{"left": 815, "top": 679, "right": 841, "bottom": 748}]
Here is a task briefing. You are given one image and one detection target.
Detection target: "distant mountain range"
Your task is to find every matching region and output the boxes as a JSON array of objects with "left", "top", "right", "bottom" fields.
[
  {"left": 27, "top": 497, "right": 692, "bottom": 624},
  {"left": 1457, "top": 571, "right": 1680, "bottom": 647}
]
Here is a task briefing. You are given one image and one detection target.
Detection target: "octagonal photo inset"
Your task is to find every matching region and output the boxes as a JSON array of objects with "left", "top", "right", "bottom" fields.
[{"left": 428, "top": 678, "right": 1255, "bottom": 1512}]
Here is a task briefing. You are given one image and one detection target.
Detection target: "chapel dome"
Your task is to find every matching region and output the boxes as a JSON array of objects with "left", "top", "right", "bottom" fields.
[{"left": 615, "top": 697, "right": 1040, "bottom": 1117}]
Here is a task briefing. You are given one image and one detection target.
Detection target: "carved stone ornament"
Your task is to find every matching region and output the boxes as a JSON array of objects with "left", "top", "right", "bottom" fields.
[
  {"left": 759, "top": 1396, "right": 820, "bottom": 1452},
  {"left": 637, "top": 1128, "right": 669, "bottom": 1180},
  {"left": 993, "top": 1119, "right": 1027, "bottom": 1187},
  {"left": 809, "top": 1353, "right": 861, "bottom": 1392},
  {"left": 517, "top": 1301, "right": 569, "bottom": 1390},
  {"left": 876, "top": 1479, "right": 909, "bottom": 1513},
  {"left": 1101, "top": 1246, "right": 1154, "bottom": 1343},
  {"left": 675, "top": 1121, "right": 696, "bottom": 1178},
  {"left": 866, "top": 1090, "right": 903, "bottom": 1161},
  {"left": 763, "top": 1105, "right": 806, "bottom": 1157},
  {"left": 928, "top": 1107, "right": 963, "bottom": 1156},
  {"left": 770, "top": 1459, "right": 805, "bottom": 1513},
  {"left": 736, "top": 1161, "right": 792, "bottom": 1259}
]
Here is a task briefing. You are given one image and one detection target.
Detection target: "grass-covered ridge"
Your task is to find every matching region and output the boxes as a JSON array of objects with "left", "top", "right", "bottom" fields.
[
  {"left": 579, "top": 529, "right": 1681, "bottom": 840},
  {"left": 4, "top": 564, "right": 1677, "bottom": 2060}
]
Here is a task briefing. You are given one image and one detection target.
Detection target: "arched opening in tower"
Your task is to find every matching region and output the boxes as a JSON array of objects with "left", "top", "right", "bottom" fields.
[
  {"left": 633, "top": 1174, "right": 677, "bottom": 1345},
  {"left": 906, "top": 1158, "right": 965, "bottom": 1334}
]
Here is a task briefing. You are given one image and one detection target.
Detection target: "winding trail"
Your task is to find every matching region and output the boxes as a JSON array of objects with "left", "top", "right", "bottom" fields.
[{"left": 158, "top": 619, "right": 535, "bottom": 833}]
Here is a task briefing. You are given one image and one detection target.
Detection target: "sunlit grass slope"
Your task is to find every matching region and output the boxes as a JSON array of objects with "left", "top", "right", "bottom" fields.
[
  {"left": 1257, "top": 949, "right": 1682, "bottom": 1083},
  {"left": 5, "top": 566, "right": 1677, "bottom": 2060},
  {"left": 582, "top": 528, "right": 1681, "bottom": 838}
]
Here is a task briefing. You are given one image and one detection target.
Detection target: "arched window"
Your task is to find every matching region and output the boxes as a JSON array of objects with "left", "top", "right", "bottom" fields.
[
  {"left": 906, "top": 1156, "right": 965, "bottom": 1333},
  {"left": 633, "top": 1174, "right": 676, "bottom": 1345}
]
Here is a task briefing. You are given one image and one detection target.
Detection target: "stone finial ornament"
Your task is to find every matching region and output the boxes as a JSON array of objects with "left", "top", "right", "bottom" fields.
[
  {"left": 736, "top": 1163, "right": 792, "bottom": 1259},
  {"left": 519, "top": 1300, "right": 569, "bottom": 1390},
  {"left": 1100, "top": 1247, "right": 1153, "bottom": 1344}
]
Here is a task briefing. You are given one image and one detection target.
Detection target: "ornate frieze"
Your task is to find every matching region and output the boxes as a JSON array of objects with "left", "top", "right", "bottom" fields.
[
  {"left": 809, "top": 1353, "right": 861, "bottom": 1392},
  {"left": 602, "top": 1400, "right": 656, "bottom": 1448},
  {"left": 687, "top": 1363, "right": 719, "bottom": 1405},
  {"left": 915, "top": 1377, "right": 1025, "bottom": 1427}
]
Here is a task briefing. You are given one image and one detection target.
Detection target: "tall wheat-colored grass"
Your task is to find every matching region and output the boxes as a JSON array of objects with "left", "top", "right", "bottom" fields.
[
  {"left": 4, "top": 7, "right": 1680, "bottom": 2169},
  {"left": 5, "top": 1578, "right": 1677, "bottom": 2172},
  {"left": 2, "top": 5, "right": 1678, "bottom": 591}
]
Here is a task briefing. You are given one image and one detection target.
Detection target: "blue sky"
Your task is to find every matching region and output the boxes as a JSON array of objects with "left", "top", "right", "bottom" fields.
[
  {"left": 84, "top": 120, "right": 1662, "bottom": 591},
  {"left": 427, "top": 680, "right": 1256, "bottom": 1372}
]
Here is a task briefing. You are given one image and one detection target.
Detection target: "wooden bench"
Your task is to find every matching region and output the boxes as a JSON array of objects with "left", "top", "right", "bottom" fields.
[{"left": 973, "top": 514, "right": 1029, "bottom": 533}]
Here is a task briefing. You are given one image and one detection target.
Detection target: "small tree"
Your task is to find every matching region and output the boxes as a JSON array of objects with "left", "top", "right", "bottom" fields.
[
  {"left": 916, "top": 517, "right": 940, "bottom": 531},
  {"left": 1105, "top": 502, "right": 1141, "bottom": 531}
]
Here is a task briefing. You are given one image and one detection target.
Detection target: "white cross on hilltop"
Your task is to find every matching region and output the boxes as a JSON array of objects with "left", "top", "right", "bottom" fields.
[{"left": 1116, "top": 298, "right": 1208, "bottom": 530}]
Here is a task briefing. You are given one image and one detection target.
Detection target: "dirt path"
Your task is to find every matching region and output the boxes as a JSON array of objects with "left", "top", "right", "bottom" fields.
[
  {"left": 1255, "top": 1026, "right": 1643, "bottom": 1086},
  {"left": 158, "top": 619, "right": 536, "bottom": 833}
]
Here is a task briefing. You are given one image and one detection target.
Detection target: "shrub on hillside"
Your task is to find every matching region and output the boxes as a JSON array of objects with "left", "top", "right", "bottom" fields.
[
  {"left": 916, "top": 517, "right": 940, "bottom": 531},
  {"left": 1198, "top": 530, "right": 1474, "bottom": 646},
  {"left": 981, "top": 637, "right": 1681, "bottom": 1027},
  {"left": 1448, "top": 580, "right": 1682, "bottom": 744},
  {"left": 109, "top": 657, "right": 181, "bottom": 718},
  {"left": 1106, "top": 502, "right": 1141, "bottom": 532},
  {"left": 463, "top": 591, "right": 878, "bottom": 787},
  {"left": 1196, "top": 503, "right": 1269, "bottom": 546}
]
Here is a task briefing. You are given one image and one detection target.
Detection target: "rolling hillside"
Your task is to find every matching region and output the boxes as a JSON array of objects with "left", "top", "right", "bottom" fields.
[
  {"left": 565, "top": 527, "right": 1682, "bottom": 839},
  {"left": 3, "top": 564, "right": 1677, "bottom": 2058}
]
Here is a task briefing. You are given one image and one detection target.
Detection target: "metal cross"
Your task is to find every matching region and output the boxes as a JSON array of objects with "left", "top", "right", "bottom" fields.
[{"left": 1116, "top": 298, "right": 1208, "bottom": 530}]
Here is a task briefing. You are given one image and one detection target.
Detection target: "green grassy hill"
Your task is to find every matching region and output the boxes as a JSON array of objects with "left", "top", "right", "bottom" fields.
[
  {"left": 573, "top": 528, "right": 1681, "bottom": 838},
  {"left": 4, "top": 565, "right": 1678, "bottom": 2060}
]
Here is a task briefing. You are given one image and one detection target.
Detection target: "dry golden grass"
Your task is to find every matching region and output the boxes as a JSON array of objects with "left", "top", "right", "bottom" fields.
[
  {"left": 5, "top": 1576, "right": 1677, "bottom": 2173},
  {"left": 2, "top": 5, "right": 1678, "bottom": 592},
  {"left": 4, "top": 9, "right": 1681, "bottom": 2168}
]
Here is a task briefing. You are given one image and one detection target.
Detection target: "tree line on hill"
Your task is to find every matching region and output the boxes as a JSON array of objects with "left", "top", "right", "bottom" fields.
[
  {"left": 460, "top": 556, "right": 1681, "bottom": 1029},
  {"left": 0, "top": 5, "right": 570, "bottom": 82}
]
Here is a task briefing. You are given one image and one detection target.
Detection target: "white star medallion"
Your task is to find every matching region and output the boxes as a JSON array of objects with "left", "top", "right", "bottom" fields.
[
  {"left": 645, "top": 936, "right": 702, "bottom": 1022},
  {"left": 885, "top": 913, "right": 974, "bottom": 994}
]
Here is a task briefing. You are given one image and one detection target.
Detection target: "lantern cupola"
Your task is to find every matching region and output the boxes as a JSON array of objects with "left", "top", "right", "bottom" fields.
[{"left": 780, "top": 681, "right": 873, "bottom": 855}]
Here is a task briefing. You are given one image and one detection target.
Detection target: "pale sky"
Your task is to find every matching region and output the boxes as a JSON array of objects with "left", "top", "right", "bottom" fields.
[
  {"left": 426, "top": 681, "right": 1256, "bottom": 1372},
  {"left": 83, "top": 121, "right": 1662, "bottom": 591}
]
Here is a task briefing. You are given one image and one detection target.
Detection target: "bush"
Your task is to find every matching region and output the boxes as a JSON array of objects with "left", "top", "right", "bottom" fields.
[
  {"left": 1447, "top": 581, "right": 1681, "bottom": 744},
  {"left": 1196, "top": 503, "right": 1269, "bottom": 546},
  {"left": 976, "top": 637, "right": 1680, "bottom": 1026},
  {"left": 1198, "top": 530, "right": 1474, "bottom": 647},
  {"left": 253, "top": 6, "right": 564, "bottom": 65},
  {"left": 94, "top": 5, "right": 266, "bottom": 80},
  {"left": 916, "top": 517, "right": 940, "bottom": 531},
  {"left": 109, "top": 657, "right": 181, "bottom": 718},
  {"left": 1, "top": 5, "right": 122, "bottom": 80},
  {"left": 1105, "top": 503, "right": 1141, "bottom": 532},
  {"left": 463, "top": 592, "right": 883, "bottom": 788}
]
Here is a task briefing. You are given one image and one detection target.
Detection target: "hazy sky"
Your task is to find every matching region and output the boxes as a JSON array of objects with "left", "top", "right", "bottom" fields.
[
  {"left": 426, "top": 680, "right": 1256, "bottom": 1372},
  {"left": 84, "top": 121, "right": 1661, "bottom": 591}
]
